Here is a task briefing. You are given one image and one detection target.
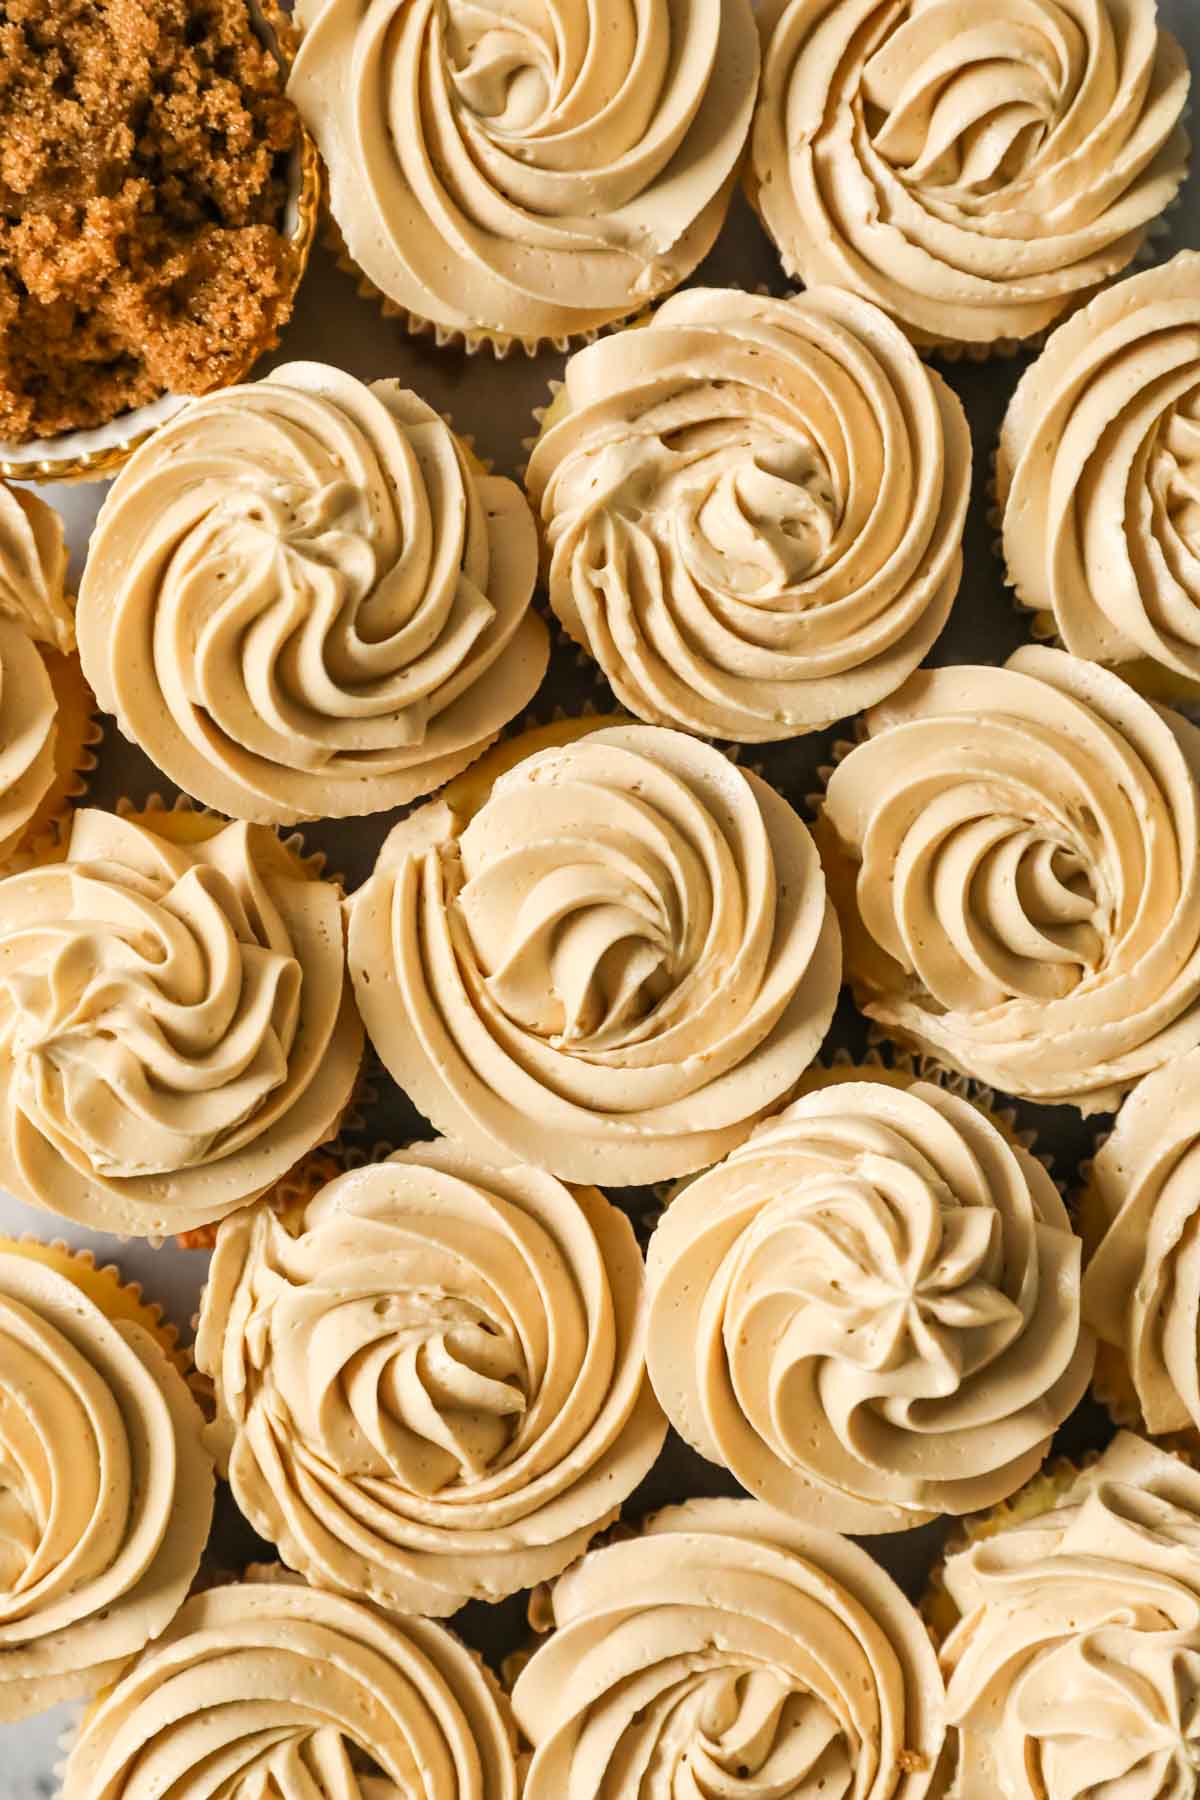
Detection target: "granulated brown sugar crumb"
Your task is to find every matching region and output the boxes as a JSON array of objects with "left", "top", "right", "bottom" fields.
[{"left": 0, "top": 0, "right": 301, "bottom": 442}]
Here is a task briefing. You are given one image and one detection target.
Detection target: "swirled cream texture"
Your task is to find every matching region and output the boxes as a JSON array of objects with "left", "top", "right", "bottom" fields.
[
  {"left": 197, "top": 1141, "right": 667, "bottom": 1616},
  {"left": 0, "top": 1252, "right": 213, "bottom": 1721},
  {"left": 940, "top": 1432, "right": 1200, "bottom": 1799},
  {"left": 513, "top": 1497, "right": 944, "bottom": 1799},
  {"left": 61, "top": 1578, "right": 520, "bottom": 1800},
  {"left": 647, "top": 1079, "right": 1093, "bottom": 1533},
  {"left": 348, "top": 724, "right": 841, "bottom": 1183},
  {"left": 752, "top": 0, "right": 1190, "bottom": 348},
  {"left": 288, "top": 0, "right": 760, "bottom": 347},
  {"left": 526, "top": 287, "right": 971, "bottom": 741},
  {"left": 0, "top": 484, "right": 74, "bottom": 863},
  {"left": 0, "top": 808, "right": 362, "bottom": 1236},
  {"left": 77, "top": 362, "right": 547, "bottom": 825},
  {"left": 0, "top": 483, "right": 72, "bottom": 653},
  {"left": 820, "top": 647, "right": 1200, "bottom": 1111},
  {"left": 1082, "top": 1047, "right": 1200, "bottom": 1434},
  {"left": 1001, "top": 252, "right": 1200, "bottom": 678}
]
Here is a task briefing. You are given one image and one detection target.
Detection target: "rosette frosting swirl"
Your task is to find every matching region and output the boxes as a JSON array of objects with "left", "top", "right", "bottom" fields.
[
  {"left": 348, "top": 724, "right": 841, "bottom": 1183},
  {"left": 820, "top": 647, "right": 1200, "bottom": 1110},
  {"left": 939, "top": 1432, "right": 1200, "bottom": 1799},
  {"left": 752, "top": 0, "right": 1191, "bottom": 348},
  {"left": 0, "top": 483, "right": 75, "bottom": 863},
  {"left": 647, "top": 1079, "right": 1093, "bottom": 1532},
  {"left": 61, "top": 1578, "right": 520, "bottom": 1800},
  {"left": 288, "top": 0, "right": 760, "bottom": 347},
  {"left": 197, "top": 1140, "right": 667, "bottom": 1616},
  {"left": 526, "top": 287, "right": 971, "bottom": 740},
  {"left": 1001, "top": 252, "right": 1200, "bottom": 678},
  {"left": 0, "top": 483, "right": 72, "bottom": 653},
  {"left": 512, "top": 1497, "right": 944, "bottom": 1799},
  {"left": 0, "top": 1252, "right": 213, "bottom": 1720},
  {"left": 0, "top": 808, "right": 362, "bottom": 1236},
  {"left": 1082, "top": 1047, "right": 1200, "bottom": 1434},
  {"left": 77, "top": 362, "right": 547, "bottom": 825}
]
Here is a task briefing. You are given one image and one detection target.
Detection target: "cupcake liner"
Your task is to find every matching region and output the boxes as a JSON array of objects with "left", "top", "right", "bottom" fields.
[
  {"left": 0, "top": 1235, "right": 194, "bottom": 1384},
  {"left": 0, "top": 648, "right": 102, "bottom": 875},
  {"left": 0, "top": 0, "right": 321, "bottom": 485}
]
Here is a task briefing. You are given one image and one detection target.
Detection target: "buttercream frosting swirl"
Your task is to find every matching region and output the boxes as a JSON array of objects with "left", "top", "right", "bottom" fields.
[
  {"left": 1000, "top": 252, "right": 1200, "bottom": 678},
  {"left": 288, "top": 0, "right": 760, "bottom": 347},
  {"left": 0, "top": 484, "right": 74, "bottom": 864},
  {"left": 513, "top": 1496, "right": 945, "bottom": 1799},
  {"left": 526, "top": 286, "right": 971, "bottom": 740},
  {"left": 0, "top": 808, "right": 362, "bottom": 1236},
  {"left": 0, "top": 483, "right": 72, "bottom": 653},
  {"left": 348, "top": 723, "right": 841, "bottom": 1183},
  {"left": 197, "top": 1139, "right": 667, "bottom": 1616},
  {"left": 752, "top": 0, "right": 1191, "bottom": 348},
  {"left": 1082, "top": 1047, "right": 1200, "bottom": 1434},
  {"left": 60, "top": 1577, "right": 520, "bottom": 1800},
  {"left": 0, "top": 1251, "right": 213, "bottom": 1721},
  {"left": 77, "top": 362, "right": 547, "bottom": 826},
  {"left": 647, "top": 1078, "right": 1093, "bottom": 1532},
  {"left": 939, "top": 1431, "right": 1200, "bottom": 1800},
  {"left": 820, "top": 646, "right": 1200, "bottom": 1111}
]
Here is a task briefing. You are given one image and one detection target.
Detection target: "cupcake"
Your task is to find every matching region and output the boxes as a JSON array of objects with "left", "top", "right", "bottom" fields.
[
  {"left": 932, "top": 1432, "right": 1200, "bottom": 1796},
  {"left": 196, "top": 1139, "right": 667, "bottom": 1616},
  {"left": 512, "top": 1497, "right": 944, "bottom": 1797},
  {"left": 60, "top": 1574, "right": 520, "bottom": 1799},
  {"left": 646, "top": 1076, "right": 1093, "bottom": 1533},
  {"left": 288, "top": 0, "right": 761, "bottom": 354},
  {"left": 347, "top": 722, "right": 841, "bottom": 1184},
  {"left": 999, "top": 252, "right": 1200, "bottom": 697},
  {"left": 1081, "top": 1047, "right": 1200, "bottom": 1438},
  {"left": 0, "top": 0, "right": 318, "bottom": 478},
  {"left": 77, "top": 362, "right": 548, "bottom": 825},
  {"left": 525, "top": 286, "right": 971, "bottom": 740},
  {"left": 0, "top": 805, "right": 362, "bottom": 1237},
  {"left": 750, "top": 0, "right": 1191, "bottom": 353},
  {"left": 0, "top": 1242, "right": 213, "bottom": 1720},
  {"left": 818, "top": 646, "right": 1200, "bottom": 1112}
]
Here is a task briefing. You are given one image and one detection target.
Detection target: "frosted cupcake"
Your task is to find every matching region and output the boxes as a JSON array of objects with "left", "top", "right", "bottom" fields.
[
  {"left": 751, "top": 0, "right": 1190, "bottom": 352},
  {"left": 347, "top": 722, "right": 841, "bottom": 1183},
  {"left": 77, "top": 362, "right": 548, "bottom": 825},
  {"left": 818, "top": 647, "right": 1200, "bottom": 1111},
  {"left": 526, "top": 286, "right": 971, "bottom": 739},
  {"left": 288, "top": 0, "right": 761, "bottom": 353}
]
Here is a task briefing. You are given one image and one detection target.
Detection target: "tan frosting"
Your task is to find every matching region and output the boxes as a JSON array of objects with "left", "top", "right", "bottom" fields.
[
  {"left": 1001, "top": 252, "right": 1200, "bottom": 677},
  {"left": 0, "top": 484, "right": 74, "bottom": 863},
  {"left": 288, "top": 0, "right": 760, "bottom": 346},
  {"left": 77, "top": 362, "right": 547, "bottom": 826},
  {"left": 197, "top": 1140, "right": 667, "bottom": 1616},
  {"left": 0, "top": 484, "right": 72, "bottom": 652},
  {"left": 0, "top": 1252, "right": 213, "bottom": 1721},
  {"left": 526, "top": 286, "right": 971, "bottom": 740},
  {"left": 348, "top": 723, "right": 841, "bottom": 1183},
  {"left": 821, "top": 646, "right": 1200, "bottom": 1111},
  {"left": 940, "top": 1432, "right": 1200, "bottom": 1799},
  {"left": 752, "top": 0, "right": 1191, "bottom": 348},
  {"left": 0, "top": 808, "right": 362, "bottom": 1236},
  {"left": 61, "top": 1577, "right": 520, "bottom": 1800},
  {"left": 1082, "top": 1047, "right": 1200, "bottom": 1434},
  {"left": 513, "top": 1496, "right": 944, "bottom": 1798},
  {"left": 647, "top": 1079, "right": 1093, "bottom": 1533}
]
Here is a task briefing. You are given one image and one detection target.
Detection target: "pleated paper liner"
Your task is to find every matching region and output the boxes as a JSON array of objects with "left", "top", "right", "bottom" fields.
[{"left": 0, "top": 648, "right": 102, "bottom": 874}]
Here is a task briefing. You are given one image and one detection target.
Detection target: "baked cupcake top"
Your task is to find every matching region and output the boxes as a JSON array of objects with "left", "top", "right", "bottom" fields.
[
  {"left": 513, "top": 1496, "right": 944, "bottom": 1799},
  {"left": 752, "top": 0, "right": 1190, "bottom": 349},
  {"left": 0, "top": 1251, "right": 213, "bottom": 1721},
  {"left": 1000, "top": 251, "right": 1200, "bottom": 679},
  {"left": 60, "top": 1576, "right": 520, "bottom": 1800},
  {"left": 1082, "top": 1046, "right": 1200, "bottom": 1435},
  {"left": 939, "top": 1432, "right": 1200, "bottom": 1799},
  {"left": 288, "top": 0, "right": 760, "bottom": 348},
  {"left": 647, "top": 1078, "right": 1093, "bottom": 1531},
  {"left": 347, "top": 723, "right": 841, "bottom": 1183},
  {"left": 820, "top": 646, "right": 1200, "bottom": 1111},
  {"left": 0, "top": 808, "right": 362, "bottom": 1236},
  {"left": 197, "top": 1139, "right": 666, "bottom": 1616},
  {"left": 77, "top": 362, "right": 547, "bottom": 825},
  {"left": 526, "top": 286, "right": 971, "bottom": 741}
]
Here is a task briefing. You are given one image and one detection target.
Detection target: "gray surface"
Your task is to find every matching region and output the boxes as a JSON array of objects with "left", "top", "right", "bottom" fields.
[{"left": 7, "top": 0, "right": 1200, "bottom": 1786}]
